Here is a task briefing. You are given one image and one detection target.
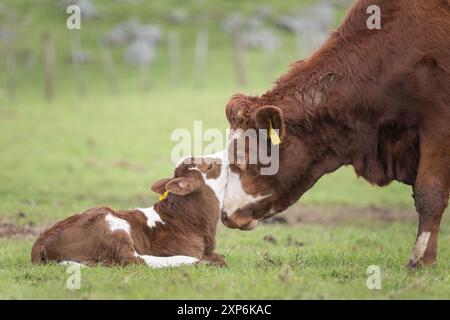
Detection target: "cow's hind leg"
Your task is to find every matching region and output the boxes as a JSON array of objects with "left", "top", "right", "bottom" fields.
[{"left": 407, "top": 138, "right": 450, "bottom": 268}]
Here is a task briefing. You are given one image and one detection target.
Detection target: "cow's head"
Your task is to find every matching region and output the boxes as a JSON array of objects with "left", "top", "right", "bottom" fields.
[{"left": 221, "top": 93, "right": 326, "bottom": 230}]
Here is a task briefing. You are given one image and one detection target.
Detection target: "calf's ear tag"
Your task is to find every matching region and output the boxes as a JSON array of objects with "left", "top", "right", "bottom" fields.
[
  {"left": 159, "top": 190, "right": 169, "bottom": 201},
  {"left": 268, "top": 119, "right": 281, "bottom": 145}
]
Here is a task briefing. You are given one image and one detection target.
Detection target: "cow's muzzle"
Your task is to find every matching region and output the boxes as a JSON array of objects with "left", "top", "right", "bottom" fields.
[{"left": 221, "top": 210, "right": 258, "bottom": 230}]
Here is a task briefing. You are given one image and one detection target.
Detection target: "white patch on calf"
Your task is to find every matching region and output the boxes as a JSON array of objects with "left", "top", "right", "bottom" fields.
[
  {"left": 136, "top": 207, "right": 164, "bottom": 228},
  {"left": 135, "top": 253, "right": 198, "bottom": 268},
  {"left": 105, "top": 214, "right": 131, "bottom": 234},
  {"left": 222, "top": 169, "right": 270, "bottom": 218},
  {"left": 410, "top": 231, "right": 431, "bottom": 263}
]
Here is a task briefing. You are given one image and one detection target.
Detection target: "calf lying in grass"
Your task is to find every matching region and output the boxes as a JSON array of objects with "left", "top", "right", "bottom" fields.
[{"left": 31, "top": 154, "right": 227, "bottom": 268}]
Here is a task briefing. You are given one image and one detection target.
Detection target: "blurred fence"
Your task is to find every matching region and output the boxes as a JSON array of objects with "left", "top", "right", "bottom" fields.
[{"left": 0, "top": 0, "right": 353, "bottom": 101}]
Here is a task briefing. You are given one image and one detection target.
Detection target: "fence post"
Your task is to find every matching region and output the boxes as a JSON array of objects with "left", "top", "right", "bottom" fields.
[
  {"left": 99, "top": 41, "right": 119, "bottom": 94},
  {"left": 70, "top": 33, "right": 86, "bottom": 95},
  {"left": 194, "top": 28, "right": 208, "bottom": 88},
  {"left": 232, "top": 30, "right": 246, "bottom": 87},
  {"left": 5, "top": 46, "right": 16, "bottom": 101},
  {"left": 43, "top": 33, "right": 55, "bottom": 100},
  {"left": 263, "top": 48, "right": 274, "bottom": 84},
  {"left": 168, "top": 31, "right": 181, "bottom": 87},
  {"left": 139, "top": 59, "right": 150, "bottom": 92}
]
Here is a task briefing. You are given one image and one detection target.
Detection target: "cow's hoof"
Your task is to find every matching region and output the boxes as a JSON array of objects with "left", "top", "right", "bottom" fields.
[
  {"left": 406, "top": 259, "right": 436, "bottom": 269},
  {"left": 407, "top": 260, "right": 420, "bottom": 269}
]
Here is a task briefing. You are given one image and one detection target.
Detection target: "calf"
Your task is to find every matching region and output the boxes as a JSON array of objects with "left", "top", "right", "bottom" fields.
[{"left": 31, "top": 153, "right": 227, "bottom": 268}]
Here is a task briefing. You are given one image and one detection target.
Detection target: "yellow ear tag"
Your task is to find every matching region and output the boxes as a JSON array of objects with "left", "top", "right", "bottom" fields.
[
  {"left": 159, "top": 190, "right": 169, "bottom": 201},
  {"left": 268, "top": 119, "right": 281, "bottom": 145}
]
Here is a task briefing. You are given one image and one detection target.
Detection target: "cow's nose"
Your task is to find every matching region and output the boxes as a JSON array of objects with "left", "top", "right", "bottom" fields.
[
  {"left": 221, "top": 210, "right": 258, "bottom": 230},
  {"left": 221, "top": 211, "right": 238, "bottom": 229}
]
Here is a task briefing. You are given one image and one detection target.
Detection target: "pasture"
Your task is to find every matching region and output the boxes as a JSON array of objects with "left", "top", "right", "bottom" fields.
[
  {"left": 1, "top": 91, "right": 449, "bottom": 300},
  {"left": 0, "top": 0, "right": 449, "bottom": 299}
]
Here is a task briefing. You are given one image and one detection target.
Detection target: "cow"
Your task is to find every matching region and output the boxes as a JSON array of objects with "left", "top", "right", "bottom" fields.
[
  {"left": 31, "top": 154, "right": 227, "bottom": 268},
  {"left": 221, "top": 0, "right": 450, "bottom": 268}
]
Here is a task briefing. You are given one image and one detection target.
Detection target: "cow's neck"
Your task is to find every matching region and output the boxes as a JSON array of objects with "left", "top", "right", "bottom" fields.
[
  {"left": 260, "top": 33, "right": 420, "bottom": 209},
  {"left": 261, "top": 35, "right": 389, "bottom": 205},
  {"left": 276, "top": 115, "right": 359, "bottom": 209}
]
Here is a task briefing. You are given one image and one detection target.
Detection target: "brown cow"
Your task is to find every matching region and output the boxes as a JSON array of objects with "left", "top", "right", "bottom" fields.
[
  {"left": 221, "top": 0, "right": 450, "bottom": 268},
  {"left": 31, "top": 154, "right": 227, "bottom": 267}
]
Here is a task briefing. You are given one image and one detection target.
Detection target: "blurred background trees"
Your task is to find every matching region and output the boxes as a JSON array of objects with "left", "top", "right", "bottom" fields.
[{"left": 0, "top": 0, "right": 353, "bottom": 102}]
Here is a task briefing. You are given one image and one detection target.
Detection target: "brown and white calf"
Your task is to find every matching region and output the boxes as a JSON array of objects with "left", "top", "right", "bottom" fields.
[{"left": 31, "top": 153, "right": 227, "bottom": 268}]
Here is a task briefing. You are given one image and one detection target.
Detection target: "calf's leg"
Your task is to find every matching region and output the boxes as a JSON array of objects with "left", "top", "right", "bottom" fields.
[{"left": 100, "top": 231, "right": 145, "bottom": 266}]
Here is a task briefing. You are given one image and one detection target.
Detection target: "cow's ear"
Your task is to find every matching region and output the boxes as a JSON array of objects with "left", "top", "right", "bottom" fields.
[
  {"left": 226, "top": 93, "right": 253, "bottom": 127},
  {"left": 150, "top": 178, "right": 172, "bottom": 195},
  {"left": 165, "top": 177, "right": 203, "bottom": 196},
  {"left": 255, "top": 106, "right": 285, "bottom": 141}
]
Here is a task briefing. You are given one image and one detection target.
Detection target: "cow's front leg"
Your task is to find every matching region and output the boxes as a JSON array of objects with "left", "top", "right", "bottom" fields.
[{"left": 408, "top": 182, "right": 449, "bottom": 268}]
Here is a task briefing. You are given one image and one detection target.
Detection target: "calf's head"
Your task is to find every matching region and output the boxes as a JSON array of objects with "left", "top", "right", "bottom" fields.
[{"left": 151, "top": 152, "right": 228, "bottom": 216}]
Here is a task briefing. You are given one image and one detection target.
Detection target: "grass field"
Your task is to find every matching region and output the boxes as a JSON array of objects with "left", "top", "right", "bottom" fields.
[
  {"left": 1, "top": 222, "right": 450, "bottom": 299},
  {"left": 1, "top": 0, "right": 449, "bottom": 300},
  {"left": 1, "top": 90, "right": 449, "bottom": 300}
]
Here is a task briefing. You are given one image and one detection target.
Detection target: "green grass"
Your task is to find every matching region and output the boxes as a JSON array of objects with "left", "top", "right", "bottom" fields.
[
  {"left": 1, "top": 222, "right": 450, "bottom": 299},
  {"left": 1, "top": 0, "right": 449, "bottom": 300},
  {"left": 1, "top": 90, "right": 449, "bottom": 300}
]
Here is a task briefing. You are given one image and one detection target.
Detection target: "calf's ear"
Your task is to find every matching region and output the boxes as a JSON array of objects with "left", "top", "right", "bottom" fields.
[
  {"left": 165, "top": 177, "right": 203, "bottom": 196},
  {"left": 255, "top": 106, "right": 285, "bottom": 141},
  {"left": 151, "top": 178, "right": 172, "bottom": 195}
]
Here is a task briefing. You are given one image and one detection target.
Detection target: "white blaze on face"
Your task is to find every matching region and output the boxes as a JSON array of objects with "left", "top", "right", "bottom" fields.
[
  {"left": 203, "top": 150, "right": 229, "bottom": 210},
  {"left": 222, "top": 169, "right": 270, "bottom": 218},
  {"left": 105, "top": 214, "right": 131, "bottom": 234},
  {"left": 410, "top": 231, "right": 431, "bottom": 263},
  {"left": 223, "top": 129, "right": 271, "bottom": 218},
  {"left": 136, "top": 206, "right": 164, "bottom": 228},
  {"left": 228, "top": 128, "right": 250, "bottom": 166}
]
